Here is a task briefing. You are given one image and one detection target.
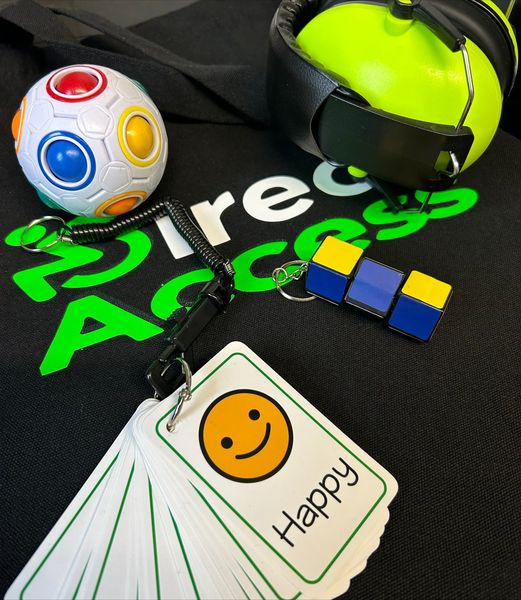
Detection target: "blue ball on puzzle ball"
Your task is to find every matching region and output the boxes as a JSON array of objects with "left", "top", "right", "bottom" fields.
[
  {"left": 305, "top": 236, "right": 452, "bottom": 341},
  {"left": 11, "top": 64, "right": 168, "bottom": 217}
]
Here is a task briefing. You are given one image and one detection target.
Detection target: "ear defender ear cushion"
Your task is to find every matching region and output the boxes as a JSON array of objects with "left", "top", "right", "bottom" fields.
[{"left": 297, "top": 2, "right": 504, "bottom": 171}]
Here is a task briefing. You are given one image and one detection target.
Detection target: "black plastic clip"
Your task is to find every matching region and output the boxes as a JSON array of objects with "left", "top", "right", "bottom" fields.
[{"left": 146, "top": 267, "right": 235, "bottom": 399}]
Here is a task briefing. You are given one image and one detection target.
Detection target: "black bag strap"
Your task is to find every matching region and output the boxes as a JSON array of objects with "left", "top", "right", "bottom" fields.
[{"left": 0, "top": 0, "right": 269, "bottom": 125}]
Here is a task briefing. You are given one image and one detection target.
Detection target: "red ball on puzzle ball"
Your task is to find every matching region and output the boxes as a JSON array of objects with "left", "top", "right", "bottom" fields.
[
  {"left": 11, "top": 64, "right": 168, "bottom": 217},
  {"left": 54, "top": 71, "right": 99, "bottom": 96}
]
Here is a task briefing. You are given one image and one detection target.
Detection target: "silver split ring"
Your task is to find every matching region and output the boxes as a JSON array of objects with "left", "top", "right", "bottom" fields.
[
  {"left": 20, "top": 216, "right": 74, "bottom": 253},
  {"left": 272, "top": 260, "right": 316, "bottom": 303}
]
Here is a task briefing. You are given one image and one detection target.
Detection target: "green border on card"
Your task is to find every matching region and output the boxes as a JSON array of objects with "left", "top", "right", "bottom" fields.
[
  {"left": 148, "top": 481, "right": 202, "bottom": 600},
  {"left": 88, "top": 465, "right": 200, "bottom": 599},
  {"left": 168, "top": 509, "right": 201, "bottom": 600},
  {"left": 148, "top": 478, "right": 161, "bottom": 600},
  {"left": 18, "top": 449, "right": 200, "bottom": 599},
  {"left": 233, "top": 575, "right": 251, "bottom": 600},
  {"left": 19, "top": 453, "right": 119, "bottom": 599},
  {"left": 193, "top": 484, "right": 301, "bottom": 600},
  {"left": 92, "top": 462, "right": 135, "bottom": 599},
  {"left": 71, "top": 555, "right": 90, "bottom": 600},
  {"left": 155, "top": 352, "right": 388, "bottom": 585}
]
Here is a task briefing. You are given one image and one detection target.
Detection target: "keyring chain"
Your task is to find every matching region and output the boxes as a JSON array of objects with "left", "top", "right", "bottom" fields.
[
  {"left": 272, "top": 260, "right": 316, "bottom": 303},
  {"left": 20, "top": 216, "right": 75, "bottom": 253}
]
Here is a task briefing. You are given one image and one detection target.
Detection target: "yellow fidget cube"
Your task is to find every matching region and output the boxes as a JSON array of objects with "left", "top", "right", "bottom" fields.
[{"left": 305, "top": 236, "right": 363, "bottom": 304}]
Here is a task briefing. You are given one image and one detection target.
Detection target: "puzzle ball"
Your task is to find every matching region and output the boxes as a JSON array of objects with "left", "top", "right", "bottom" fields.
[{"left": 11, "top": 64, "right": 168, "bottom": 217}]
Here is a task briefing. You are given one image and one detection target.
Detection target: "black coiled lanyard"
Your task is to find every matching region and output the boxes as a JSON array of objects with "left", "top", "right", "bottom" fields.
[{"left": 21, "top": 198, "right": 236, "bottom": 400}]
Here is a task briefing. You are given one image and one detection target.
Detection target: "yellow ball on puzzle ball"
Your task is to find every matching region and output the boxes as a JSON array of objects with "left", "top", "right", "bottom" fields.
[{"left": 11, "top": 64, "right": 168, "bottom": 217}]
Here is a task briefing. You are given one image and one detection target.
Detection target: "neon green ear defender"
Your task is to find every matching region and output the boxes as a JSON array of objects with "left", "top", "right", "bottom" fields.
[
  {"left": 267, "top": 0, "right": 519, "bottom": 203},
  {"left": 297, "top": 0, "right": 516, "bottom": 170}
]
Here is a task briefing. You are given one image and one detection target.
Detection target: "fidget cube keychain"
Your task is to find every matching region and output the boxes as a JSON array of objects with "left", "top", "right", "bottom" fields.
[{"left": 273, "top": 236, "right": 452, "bottom": 342}]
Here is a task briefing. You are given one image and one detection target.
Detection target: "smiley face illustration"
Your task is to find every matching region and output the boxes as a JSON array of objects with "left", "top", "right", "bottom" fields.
[{"left": 199, "top": 389, "right": 293, "bottom": 482}]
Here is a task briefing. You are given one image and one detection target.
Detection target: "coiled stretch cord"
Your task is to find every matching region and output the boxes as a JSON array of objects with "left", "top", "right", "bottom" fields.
[
  {"left": 67, "top": 197, "right": 234, "bottom": 278},
  {"left": 21, "top": 196, "right": 235, "bottom": 398}
]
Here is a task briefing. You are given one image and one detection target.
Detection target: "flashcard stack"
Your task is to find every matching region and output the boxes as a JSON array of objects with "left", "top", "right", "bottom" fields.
[{"left": 6, "top": 342, "right": 398, "bottom": 600}]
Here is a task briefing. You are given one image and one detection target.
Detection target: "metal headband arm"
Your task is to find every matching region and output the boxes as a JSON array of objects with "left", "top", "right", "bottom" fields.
[{"left": 389, "top": 0, "right": 465, "bottom": 51}]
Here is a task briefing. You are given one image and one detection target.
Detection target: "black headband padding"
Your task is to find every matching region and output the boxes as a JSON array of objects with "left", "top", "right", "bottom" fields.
[
  {"left": 432, "top": 0, "right": 515, "bottom": 95},
  {"left": 267, "top": 0, "right": 338, "bottom": 158}
]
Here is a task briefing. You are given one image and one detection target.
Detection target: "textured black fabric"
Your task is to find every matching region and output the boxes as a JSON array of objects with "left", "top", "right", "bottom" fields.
[
  {"left": 0, "top": 0, "right": 268, "bottom": 125},
  {"left": 1, "top": 1, "right": 521, "bottom": 599}
]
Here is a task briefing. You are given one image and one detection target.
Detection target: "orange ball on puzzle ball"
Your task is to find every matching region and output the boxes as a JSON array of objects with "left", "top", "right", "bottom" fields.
[{"left": 11, "top": 64, "right": 168, "bottom": 217}]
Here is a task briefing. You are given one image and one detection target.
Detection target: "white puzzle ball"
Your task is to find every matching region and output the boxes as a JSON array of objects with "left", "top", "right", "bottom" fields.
[{"left": 11, "top": 64, "right": 168, "bottom": 217}]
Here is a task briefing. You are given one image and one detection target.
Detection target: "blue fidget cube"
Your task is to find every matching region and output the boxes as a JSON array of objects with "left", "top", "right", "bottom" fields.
[
  {"left": 345, "top": 258, "right": 404, "bottom": 317},
  {"left": 387, "top": 295, "right": 443, "bottom": 341}
]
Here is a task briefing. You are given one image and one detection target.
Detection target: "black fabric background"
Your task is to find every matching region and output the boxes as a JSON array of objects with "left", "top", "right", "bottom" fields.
[{"left": 1, "top": 1, "right": 521, "bottom": 598}]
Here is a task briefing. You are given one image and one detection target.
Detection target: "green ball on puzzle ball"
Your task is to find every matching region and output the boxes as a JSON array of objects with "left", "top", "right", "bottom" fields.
[{"left": 297, "top": 2, "right": 503, "bottom": 172}]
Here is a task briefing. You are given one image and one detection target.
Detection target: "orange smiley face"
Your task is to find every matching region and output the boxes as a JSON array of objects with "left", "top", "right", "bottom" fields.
[{"left": 199, "top": 390, "right": 293, "bottom": 482}]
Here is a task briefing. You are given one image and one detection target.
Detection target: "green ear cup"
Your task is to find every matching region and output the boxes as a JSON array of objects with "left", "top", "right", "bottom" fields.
[{"left": 297, "top": 3, "right": 503, "bottom": 171}]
